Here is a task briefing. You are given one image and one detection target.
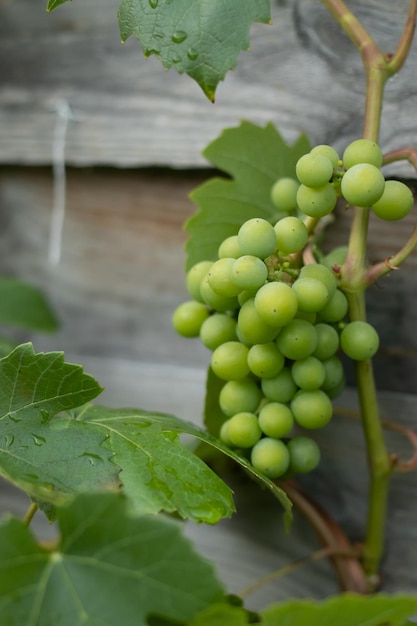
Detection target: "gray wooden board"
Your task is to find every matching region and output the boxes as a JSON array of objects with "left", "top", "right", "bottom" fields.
[{"left": 0, "top": 1, "right": 417, "bottom": 175}]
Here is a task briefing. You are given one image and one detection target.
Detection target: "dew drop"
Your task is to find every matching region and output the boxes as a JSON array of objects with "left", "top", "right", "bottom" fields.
[
  {"left": 32, "top": 434, "right": 46, "bottom": 446},
  {"left": 171, "top": 30, "right": 188, "bottom": 44},
  {"left": 8, "top": 413, "right": 22, "bottom": 424},
  {"left": 80, "top": 452, "right": 104, "bottom": 466},
  {"left": 149, "top": 0, "right": 158, "bottom": 7},
  {"left": 172, "top": 55, "right": 181, "bottom": 64},
  {"left": 144, "top": 47, "right": 160, "bottom": 58},
  {"left": 187, "top": 47, "right": 198, "bottom": 61}
]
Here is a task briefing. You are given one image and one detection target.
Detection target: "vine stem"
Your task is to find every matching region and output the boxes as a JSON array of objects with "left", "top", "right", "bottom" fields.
[{"left": 24, "top": 502, "right": 38, "bottom": 527}]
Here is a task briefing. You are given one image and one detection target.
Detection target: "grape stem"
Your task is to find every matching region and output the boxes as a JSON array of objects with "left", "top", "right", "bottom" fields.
[
  {"left": 320, "top": 0, "right": 417, "bottom": 581},
  {"left": 24, "top": 502, "right": 38, "bottom": 527}
]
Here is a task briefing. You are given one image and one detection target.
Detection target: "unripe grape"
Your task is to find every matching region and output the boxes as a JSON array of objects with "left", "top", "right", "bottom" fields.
[
  {"left": 219, "top": 378, "right": 263, "bottom": 416},
  {"left": 238, "top": 298, "right": 279, "bottom": 345},
  {"left": 340, "top": 321, "right": 380, "bottom": 360},
  {"left": 296, "top": 153, "right": 334, "bottom": 188},
  {"left": 227, "top": 412, "right": 262, "bottom": 448},
  {"left": 341, "top": 163, "right": 385, "bottom": 207},
  {"left": 321, "top": 355, "right": 345, "bottom": 392},
  {"left": 312, "top": 323, "right": 340, "bottom": 360},
  {"left": 291, "top": 389, "right": 333, "bottom": 429},
  {"left": 199, "top": 313, "right": 237, "bottom": 350},
  {"left": 200, "top": 274, "right": 239, "bottom": 312},
  {"left": 371, "top": 180, "right": 414, "bottom": 221},
  {"left": 211, "top": 341, "right": 250, "bottom": 380},
  {"left": 254, "top": 281, "right": 298, "bottom": 327},
  {"left": 310, "top": 144, "right": 340, "bottom": 169},
  {"left": 207, "top": 258, "right": 242, "bottom": 297},
  {"left": 172, "top": 301, "right": 209, "bottom": 337},
  {"left": 218, "top": 235, "right": 242, "bottom": 259},
  {"left": 291, "top": 356, "right": 326, "bottom": 390},
  {"left": 250, "top": 437, "right": 290, "bottom": 478},
  {"left": 276, "top": 319, "right": 318, "bottom": 361},
  {"left": 343, "top": 139, "right": 383, "bottom": 169},
  {"left": 271, "top": 177, "right": 299, "bottom": 212},
  {"left": 261, "top": 367, "right": 298, "bottom": 403},
  {"left": 296, "top": 183, "right": 337, "bottom": 218},
  {"left": 317, "top": 288, "right": 348, "bottom": 323},
  {"left": 322, "top": 246, "right": 348, "bottom": 271},
  {"left": 299, "top": 263, "right": 337, "bottom": 298},
  {"left": 291, "top": 277, "right": 329, "bottom": 313},
  {"left": 274, "top": 216, "right": 309, "bottom": 254},
  {"left": 258, "top": 402, "right": 294, "bottom": 438},
  {"left": 231, "top": 255, "right": 268, "bottom": 291},
  {"left": 186, "top": 261, "right": 213, "bottom": 302},
  {"left": 247, "top": 342, "right": 285, "bottom": 378},
  {"left": 238, "top": 218, "right": 277, "bottom": 259},
  {"left": 287, "top": 436, "right": 321, "bottom": 474}
]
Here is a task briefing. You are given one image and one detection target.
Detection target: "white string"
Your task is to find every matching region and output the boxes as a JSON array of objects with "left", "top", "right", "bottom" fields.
[{"left": 48, "top": 100, "right": 74, "bottom": 265}]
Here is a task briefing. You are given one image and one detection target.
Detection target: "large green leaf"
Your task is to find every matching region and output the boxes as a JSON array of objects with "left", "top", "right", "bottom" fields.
[
  {"left": 74, "top": 403, "right": 235, "bottom": 524},
  {"left": 74, "top": 403, "right": 292, "bottom": 521},
  {"left": 0, "top": 343, "right": 118, "bottom": 506},
  {"left": 186, "top": 122, "right": 310, "bottom": 270},
  {"left": 0, "top": 278, "right": 58, "bottom": 332},
  {"left": 0, "top": 492, "right": 225, "bottom": 625},
  {"left": 261, "top": 594, "right": 417, "bottom": 626},
  {"left": 117, "top": 0, "right": 271, "bottom": 100}
]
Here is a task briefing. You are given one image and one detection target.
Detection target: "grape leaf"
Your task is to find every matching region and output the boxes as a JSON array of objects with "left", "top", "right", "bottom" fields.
[
  {"left": 46, "top": 0, "right": 70, "bottom": 10},
  {"left": 74, "top": 403, "right": 292, "bottom": 521},
  {"left": 261, "top": 594, "right": 417, "bottom": 626},
  {"left": 190, "top": 602, "right": 253, "bottom": 625},
  {"left": 186, "top": 121, "right": 310, "bottom": 270},
  {"left": 73, "top": 403, "right": 235, "bottom": 524},
  {"left": 117, "top": 0, "right": 271, "bottom": 101},
  {"left": 0, "top": 343, "right": 118, "bottom": 507},
  {"left": 0, "top": 492, "right": 225, "bottom": 625},
  {"left": 0, "top": 278, "right": 58, "bottom": 332}
]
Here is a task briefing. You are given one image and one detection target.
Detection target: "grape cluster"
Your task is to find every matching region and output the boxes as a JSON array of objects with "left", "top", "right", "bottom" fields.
[{"left": 172, "top": 139, "right": 402, "bottom": 480}]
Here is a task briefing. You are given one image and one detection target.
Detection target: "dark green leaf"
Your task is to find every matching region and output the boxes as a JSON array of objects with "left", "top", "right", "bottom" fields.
[
  {"left": 46, "top": 0, "right": 71, "bottom": 10},
  {"left": 0, "top": 493, "right": 225, "bottom": 625},
  {"left": 75, "top": 403, "right": 292, "bottom": 521},
  {"left": 261, "top": 593, "right": 417, "bottom": 626},
  {"left": 186, "top": 122, "right": 310, "bottom": 270},
  {"left": 0, "top": 344, "right": 118, "bottom": 507},
  {"left": 190, "top": 603, "right": 253, "bottom": 625},
  {"left": 117, "top": 0, "right": 270, "bottom": 100},
  {"left": 0, "top": 278, "right": 58, "bottom": 332},
  {"left": 74, "top": 403, "right": 235, "bottom": 524}
]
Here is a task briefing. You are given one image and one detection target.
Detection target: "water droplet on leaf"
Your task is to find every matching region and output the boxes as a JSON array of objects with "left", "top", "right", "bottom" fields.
[
  {"left": 149, "top": 0, "right": 158, "bottom": 7},
  {"left": 187, "top": 47, "right": 198, "bottom": 61},
  {"left": 172, "top": 31, "right": 188, "bottom": 44},
  {"left": 31, "top": 434, "right": 46, "bottom": 446}
]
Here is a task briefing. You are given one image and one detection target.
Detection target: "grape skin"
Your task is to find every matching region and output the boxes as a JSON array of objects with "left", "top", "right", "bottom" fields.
[
  {"left": 310, "top": 144, "right": 340, "bottom": 169},
  {"left": 271, "top": 177, "right": 299, "bottom": 212},
  {"left": 287, "top": 436, "right": 321, "bottom": 474},
  {"left": 199, "top": 313, "right": 237, "bottom": 350},
  {"left": 340, "top": 321, "right": 380, "bottom": 360},
  {"left": 250, "top": 438, "right": 290, "bottom": 479},
  {"left": 291, "top": 389, "right": 333, "bottom": 429},
  {"left": 238, "top": 218, "right": 277, "bottom": 259},
  {"left": 186, "top": 261, "right": 213, "bottom": 302},
  {"left": 211, "top": 341, "right": 250, "bottom": 380},
  {"left": 274, "top": 216, "right": 308, "bottom": 254},
  {"left": 343, "top": 139, "right": 383, "bottom": 169},
  {"left": 296, "top": 183, "right": 338, "bottom": 218},
  {"left": 238, "top": 298, "right": 279, "bottom": 345},
  {"left": 219, "top": 378, "right": 262, "bottom": 416},
  {"left": 261, "top": 367, "right": 298, "bottom": 403},
  {"left": 258, "top": 402, "right": 294, "bottom": 438},
  {"left": 276, "top": 319, "right": 318, "bottom": 361},
  {"left": 231, "top": 255, "right": 268, "bottom": 290},
  {"left": 341, "top": 163, "right": 385, "bottom": 207},
  {"left": 172, "top": 301, "right": 209, "bottom": 337},
  {"left": 296, "top": 153, "right": 334, "bottom": 188},
  {"left": 291, "top": 277, "right": 329, "bottom": 313},
  {"left": 254, "top": 282, "right": 298, "bottom": 327},
  {"left": 247, "top": 342, "right": 285, "bottom": 378},
  {"left": 371, "top": 180, "right": 414, "bottom": 221},
  {"left": 226, "top": 412, "right": 262, "bottom": 448}
]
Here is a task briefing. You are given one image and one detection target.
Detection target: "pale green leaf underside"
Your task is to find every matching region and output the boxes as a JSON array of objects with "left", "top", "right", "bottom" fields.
[
  {"left": 0, "top": 493, "right": 225, "bottom": 625},
  {"left": 117, "top": 0, "right": 271, "bottom": 100},
  {"left": 186, "top": 121, "right": 311, "bottom": 270},
  {"left": 75, "top": 403, "right": 292, "bottom": 520}
]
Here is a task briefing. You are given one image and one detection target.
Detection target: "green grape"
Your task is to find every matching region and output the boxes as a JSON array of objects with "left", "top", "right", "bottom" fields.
[
  {"left": 291, "top": 277, "right": 329, "bottom": 313},
  {"left": 340, "top": 321, "right": 380, "bottom": 360},
  {"left": 199, "top": 313, "right": 237, "bottom": 350},
  {"left": 341, "top": 163, "right": 385, "bottom": 207},
  {"left": 270, "top": 177, "right": 300, "bottom": 212},
  {"left": 371, "top": 180, "right": 414, "bottom": 221},
  {"left": 299, "top": 263, "right": 337, "bottom": 298},
  {"left": 247, "top": 342, "right": 285, "bottom": 378},
  {"left": 287, "top": 436, "right": 321, "bottom": 474},
  {"left": 250, "top": 437, "right": 290, "bottom": 479},
  {"left": 312, "top": 323, "right": 340, "bottom": 360},
  {"left": 296, "top": 183, "right": 337, "bottom": 218},
  {"left": 219, "top": 378, "right": 263, "bottom": 417},
  {"left": 186, "top": 260, "right": 213, "bottom": 302},
  {"left": 322, "top": 246, "right": 348, "bottom": 271},
  {"left": 172, "top": 301, "right": 209, "bottom": 337},
  {"left": 227, "top": 412, "right": 262, "bottom": 448},
  {"left": 276, "top": 319, "right": 318, "bottom": 361},
  {"left": 291, "top": 356, "right": 326, "bottom": 390},
  {"left": 207, "top": 258, "right": 242, "bottom": 297},
  {"left": 237, "top": 298, "right": 279, "bottom": 345},
  {"left": 325, "top": 374, "right": 346, "bottom": 399},
  {"left": 310, "top": 144, "right": 340, "bottom": 169},
  {"left": 219, "top": 419, "right": 233, "bottom": 446},
  {"left": 274, "top": 216, "right": 309, "bottom": 254},
  {"left": 291, "top": 389, "right": 333, "bottom": 429},
  {"left": 317, "top": 288, "right": 348, "bottom": 323},
  {"left": 321, "top": 355, "right": 345, "bottom": 392},
  {"left": 218, "top": 235, "right": 242, "bottom": 259},
  {"left": 294, "top": 310, "right": 317, "bottom": 324},
  {"left": 238, "top": 289, "right": 258, "bottom": 307},
  {"left": 254, "top": 281, "right": 298, "bottom": 327},
  {"left": 231, "top": 255, "right": 268, "bottom": 291},
  {"left": 237, "top": 218, "right": 277, "bottom": 259},
  {"left": 342, "top": 139, "right": 383, "bottom": 169},
  {"left": 261, "top": 367, "right": 298, "bottom": 403},
  {"left": 200, "top": 274, "right": 239, "bottom": 312},
  {"left": 211, "top": 341, "right": 250, "bottom": 380},
  {"left": 296, "top": 152, "right": 334, "bottom": 188},
  {"left": 258, "top": 402, "right": 294, "bottom": 438}
]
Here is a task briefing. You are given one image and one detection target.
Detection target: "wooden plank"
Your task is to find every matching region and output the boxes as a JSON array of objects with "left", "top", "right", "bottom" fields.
[{"left": 0, "top": 1, "right": 416, "bottom": 172}]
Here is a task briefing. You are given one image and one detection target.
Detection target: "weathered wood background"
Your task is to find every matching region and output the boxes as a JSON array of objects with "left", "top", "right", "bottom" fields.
[{"left": 0, "top": 0, "right": 417, "bottom": 609}]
